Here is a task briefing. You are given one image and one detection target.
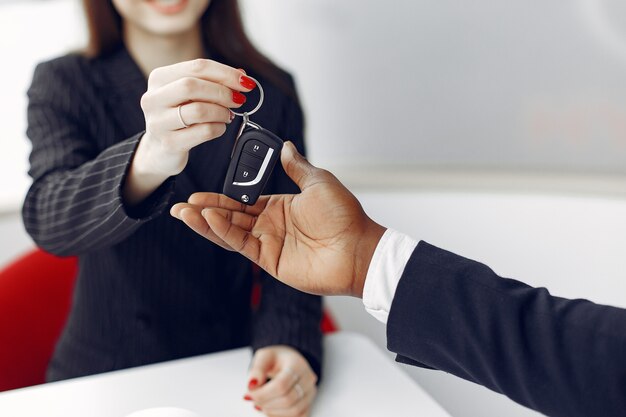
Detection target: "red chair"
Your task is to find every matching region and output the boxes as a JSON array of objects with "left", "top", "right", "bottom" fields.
[
  {"left": 0, "top": 249, "right": 77, "bottom": 392},
  {"left": 320, "top": 309, "right": 338, "bottom": 334},
  {"left": 0, "top": 250, "right": 337, "bottom": 393}
]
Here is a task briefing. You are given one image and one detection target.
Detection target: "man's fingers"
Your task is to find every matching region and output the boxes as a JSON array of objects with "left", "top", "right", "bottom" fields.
[
  {"left": 172, "top": 205, "right": 208, "bottom": 233},
  {"left": 281, "top": 141, "right": 326, "bottom": 192},
  {"left": 169, "top": 202, "right": 187, "bottom": 220},
  {"left": 202, "top": 208, "right": 257, "bottom": 232},
  {"left": 202, "top": 208, "right": 261, "bottom": 263},
  {"left": 172, "top": 204, "right": 258, "bottom": 247},
  {"left": 170, "top": 205, "right": 233, "bottom": 251},
  {"left": 188, "top": 192, "right": 269, "bottom": 215}
]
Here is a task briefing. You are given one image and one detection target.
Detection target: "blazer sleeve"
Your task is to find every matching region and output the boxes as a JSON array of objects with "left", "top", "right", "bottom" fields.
[
  {"left": 251, "top": 78, "right": 323, "bottom": 380},
  {"left": 22, "top": 59, "right": 174, "bottom": 257},
  {"left": 386, "top": 241, "right": 626, "bottom": 417}
]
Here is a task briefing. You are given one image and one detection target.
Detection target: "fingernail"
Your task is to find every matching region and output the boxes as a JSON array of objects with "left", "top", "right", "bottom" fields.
[
  {"left": 248, "top": 378, "right": 258, "bottom": 389},
  {"left": 201, "top": 208, "right": 210, "bottom": 217},
  {"left": 229, "top": 110, "right": 235, "bottom": 122},
  {"left": 178, "top": 207, "right": 190, "bottom": 219},
  {"left": 233, "top": 91, "right": 246, "bottom": 104},
  {"left": 237, "top": 68, "right": 247, "bottom": 75},
  {"left": 243, "top": 395, "right": 252, "bottom": 401},
  {"left": 284, "top": 141, "right": 296, "bottom": 155},
  {"left": 239, "top": 75, "right": 256, "bottom": 90},
  {"left": 254, "top": 406, "right": 262, "bottom": 411}
]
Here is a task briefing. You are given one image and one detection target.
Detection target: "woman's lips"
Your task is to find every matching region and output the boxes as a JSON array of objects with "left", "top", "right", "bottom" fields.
[{"left": 146, "top": 0, "right": 189, "bottom": 15}]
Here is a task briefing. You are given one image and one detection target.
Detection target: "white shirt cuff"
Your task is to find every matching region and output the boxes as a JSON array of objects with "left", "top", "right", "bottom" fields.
[{"left": 362, "top": 228, "right": 418, "bottom": 324}]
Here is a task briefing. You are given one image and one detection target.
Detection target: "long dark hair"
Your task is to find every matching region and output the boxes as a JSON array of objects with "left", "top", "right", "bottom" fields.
[{"left": 82, "top": 0, "right": 294, "bottom": 97}]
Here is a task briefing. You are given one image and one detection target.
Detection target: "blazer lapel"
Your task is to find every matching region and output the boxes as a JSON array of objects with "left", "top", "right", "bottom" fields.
[{"left": 91, "top": 46, "right": 148, "bottom": 140}]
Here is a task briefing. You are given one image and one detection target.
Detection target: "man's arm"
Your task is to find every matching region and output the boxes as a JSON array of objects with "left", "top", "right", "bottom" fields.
[
  {"left": 385, "top": 240, "right": 626, "bottom": 417},
  {"left": 171, "top": 142, "right": 626, "bottom": 417}
]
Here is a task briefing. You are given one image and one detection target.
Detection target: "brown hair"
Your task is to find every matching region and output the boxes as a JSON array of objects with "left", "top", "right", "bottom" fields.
[{"left": 82, "top": 0, "right": 294, "bottom": 96}]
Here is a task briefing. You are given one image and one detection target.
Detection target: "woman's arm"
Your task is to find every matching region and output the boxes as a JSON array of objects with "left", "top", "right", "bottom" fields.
[
  {"left": 23, "top": 59, "right": 175, "bottom": 257},
  {"left": 23, "top": 57, "right": 251, "bottom": 256}
]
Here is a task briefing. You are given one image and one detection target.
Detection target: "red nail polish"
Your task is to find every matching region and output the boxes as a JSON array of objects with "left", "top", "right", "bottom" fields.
[
  {"left": 232, "top": 91, "right": 246, "bottom": 104},
  {"left": 248, "top": 378, "right": 259, "bottom": 389},
  {"left": 243, "top": 395, "right": 252, "bottom": 401},
  {"left": 240, "top": 75, "right": 256, "bottom": 90},
  {"left": 254, "top": 406, "right": 262, "bottom": 411}
]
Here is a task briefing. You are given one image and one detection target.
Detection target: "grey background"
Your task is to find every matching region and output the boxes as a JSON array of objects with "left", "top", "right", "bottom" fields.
[{"left": 242, "top": 0, "right": 626, "bottom": 174}]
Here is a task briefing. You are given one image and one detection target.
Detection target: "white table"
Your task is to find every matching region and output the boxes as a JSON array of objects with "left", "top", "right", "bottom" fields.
[{"left": 0, "top": 332, "right": 449, "bottom": 417}]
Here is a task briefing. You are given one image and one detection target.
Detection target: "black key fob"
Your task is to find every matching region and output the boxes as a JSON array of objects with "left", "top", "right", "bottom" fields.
[{"left": 223, "top": 119, "right": 283, "bottom": 205}]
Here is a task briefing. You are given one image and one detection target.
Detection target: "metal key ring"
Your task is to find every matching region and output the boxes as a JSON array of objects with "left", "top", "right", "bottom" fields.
[{"left": 231, "top": 75, "right": 264, "bottom": 117}]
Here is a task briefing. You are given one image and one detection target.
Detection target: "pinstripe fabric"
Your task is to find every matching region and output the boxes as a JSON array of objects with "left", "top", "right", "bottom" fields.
[{"left": 22, "top": 46, "right": 322, "bottom": 381}]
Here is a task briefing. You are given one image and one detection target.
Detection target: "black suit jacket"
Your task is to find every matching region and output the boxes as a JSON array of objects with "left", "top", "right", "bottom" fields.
[
  {"left": 23, "top": 46, "right": 322, "bottom": 381},
  {"left": 387, "top": 241, "right": 626, "bottom": 417}
]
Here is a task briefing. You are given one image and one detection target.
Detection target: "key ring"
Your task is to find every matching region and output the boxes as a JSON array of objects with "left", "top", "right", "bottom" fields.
[{"left": 231, "top": 75, "right": 264, "bottom": 117}]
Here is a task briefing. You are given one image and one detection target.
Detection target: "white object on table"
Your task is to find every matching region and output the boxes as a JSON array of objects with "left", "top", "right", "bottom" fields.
[{"left": 0, "top": 332, "right": 449, "bottom": 417}]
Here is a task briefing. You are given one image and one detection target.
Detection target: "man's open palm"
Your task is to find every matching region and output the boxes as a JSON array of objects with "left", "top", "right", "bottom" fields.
[{"left": 171, "top": 142, "right": 385, "bottom": 297}]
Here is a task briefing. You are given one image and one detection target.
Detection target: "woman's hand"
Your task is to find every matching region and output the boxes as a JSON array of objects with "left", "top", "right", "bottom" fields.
[
  {"left": 244, "top": 346, "right": 318, "bottom": 417},
  {"left": 124, "top": 59, "right": 256, "bottom": 206}
]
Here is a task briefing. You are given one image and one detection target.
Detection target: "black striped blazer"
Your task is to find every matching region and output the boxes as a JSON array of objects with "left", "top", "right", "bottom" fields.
[{"left": 22, "top": 45, "right": 322, "bottom": 381}]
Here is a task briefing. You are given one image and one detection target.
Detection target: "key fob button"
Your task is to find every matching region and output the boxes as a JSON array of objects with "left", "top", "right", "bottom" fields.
[
  {"left": 235, "top": 165, "right": 258, "bottom": 183},
  {"left": 239, "top": 152, "right": 263, "bottom": 171},
  {"left": 223, "top": 123, "right": 284, "bottom": 206},
  {"left": 243, "top": 139, "right": 269, "bottom": 157}
]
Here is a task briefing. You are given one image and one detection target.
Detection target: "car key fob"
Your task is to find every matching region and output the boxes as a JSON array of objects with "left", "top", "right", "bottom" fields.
[{"left": 223, "top": 117, "right": 283, "bottom": 205}]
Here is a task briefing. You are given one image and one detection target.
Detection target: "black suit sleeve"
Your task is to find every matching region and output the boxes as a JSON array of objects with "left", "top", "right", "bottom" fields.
[
  {"left": 251, "top": 78, "right": 323, "bottom": 379},
  {"left": 23, "top": 60, "right": 174, "bottom": 257},
  {"left": 386, "top": 241, "right": 626, "bottom": 417}
]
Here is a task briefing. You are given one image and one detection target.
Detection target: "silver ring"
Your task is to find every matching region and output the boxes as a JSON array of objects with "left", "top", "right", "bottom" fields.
[
  {"left": 177, "top": 104, "right": 189, "bottom": 128},
  {"left": 294, "top": 383, "right": 304, "bottom": 400},
  {"left": 231, "top": 75, "right": 264, "bottom": 117}
]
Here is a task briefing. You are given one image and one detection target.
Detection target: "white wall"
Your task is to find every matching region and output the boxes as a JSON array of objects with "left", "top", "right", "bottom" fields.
[
  {"left": 0, "top": 0, "right": 86, "bottom": 213},
  {"left": 240, "top": 0, "right": 626, "bottom": 173},
  {"left": 0, "top": 213, "right": 34, "bottom": 267}
]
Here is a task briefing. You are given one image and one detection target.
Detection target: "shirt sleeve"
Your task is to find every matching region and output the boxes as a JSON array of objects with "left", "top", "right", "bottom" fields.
[{"left": 362, "top": 228, "right": 418, "bottom": 323}]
